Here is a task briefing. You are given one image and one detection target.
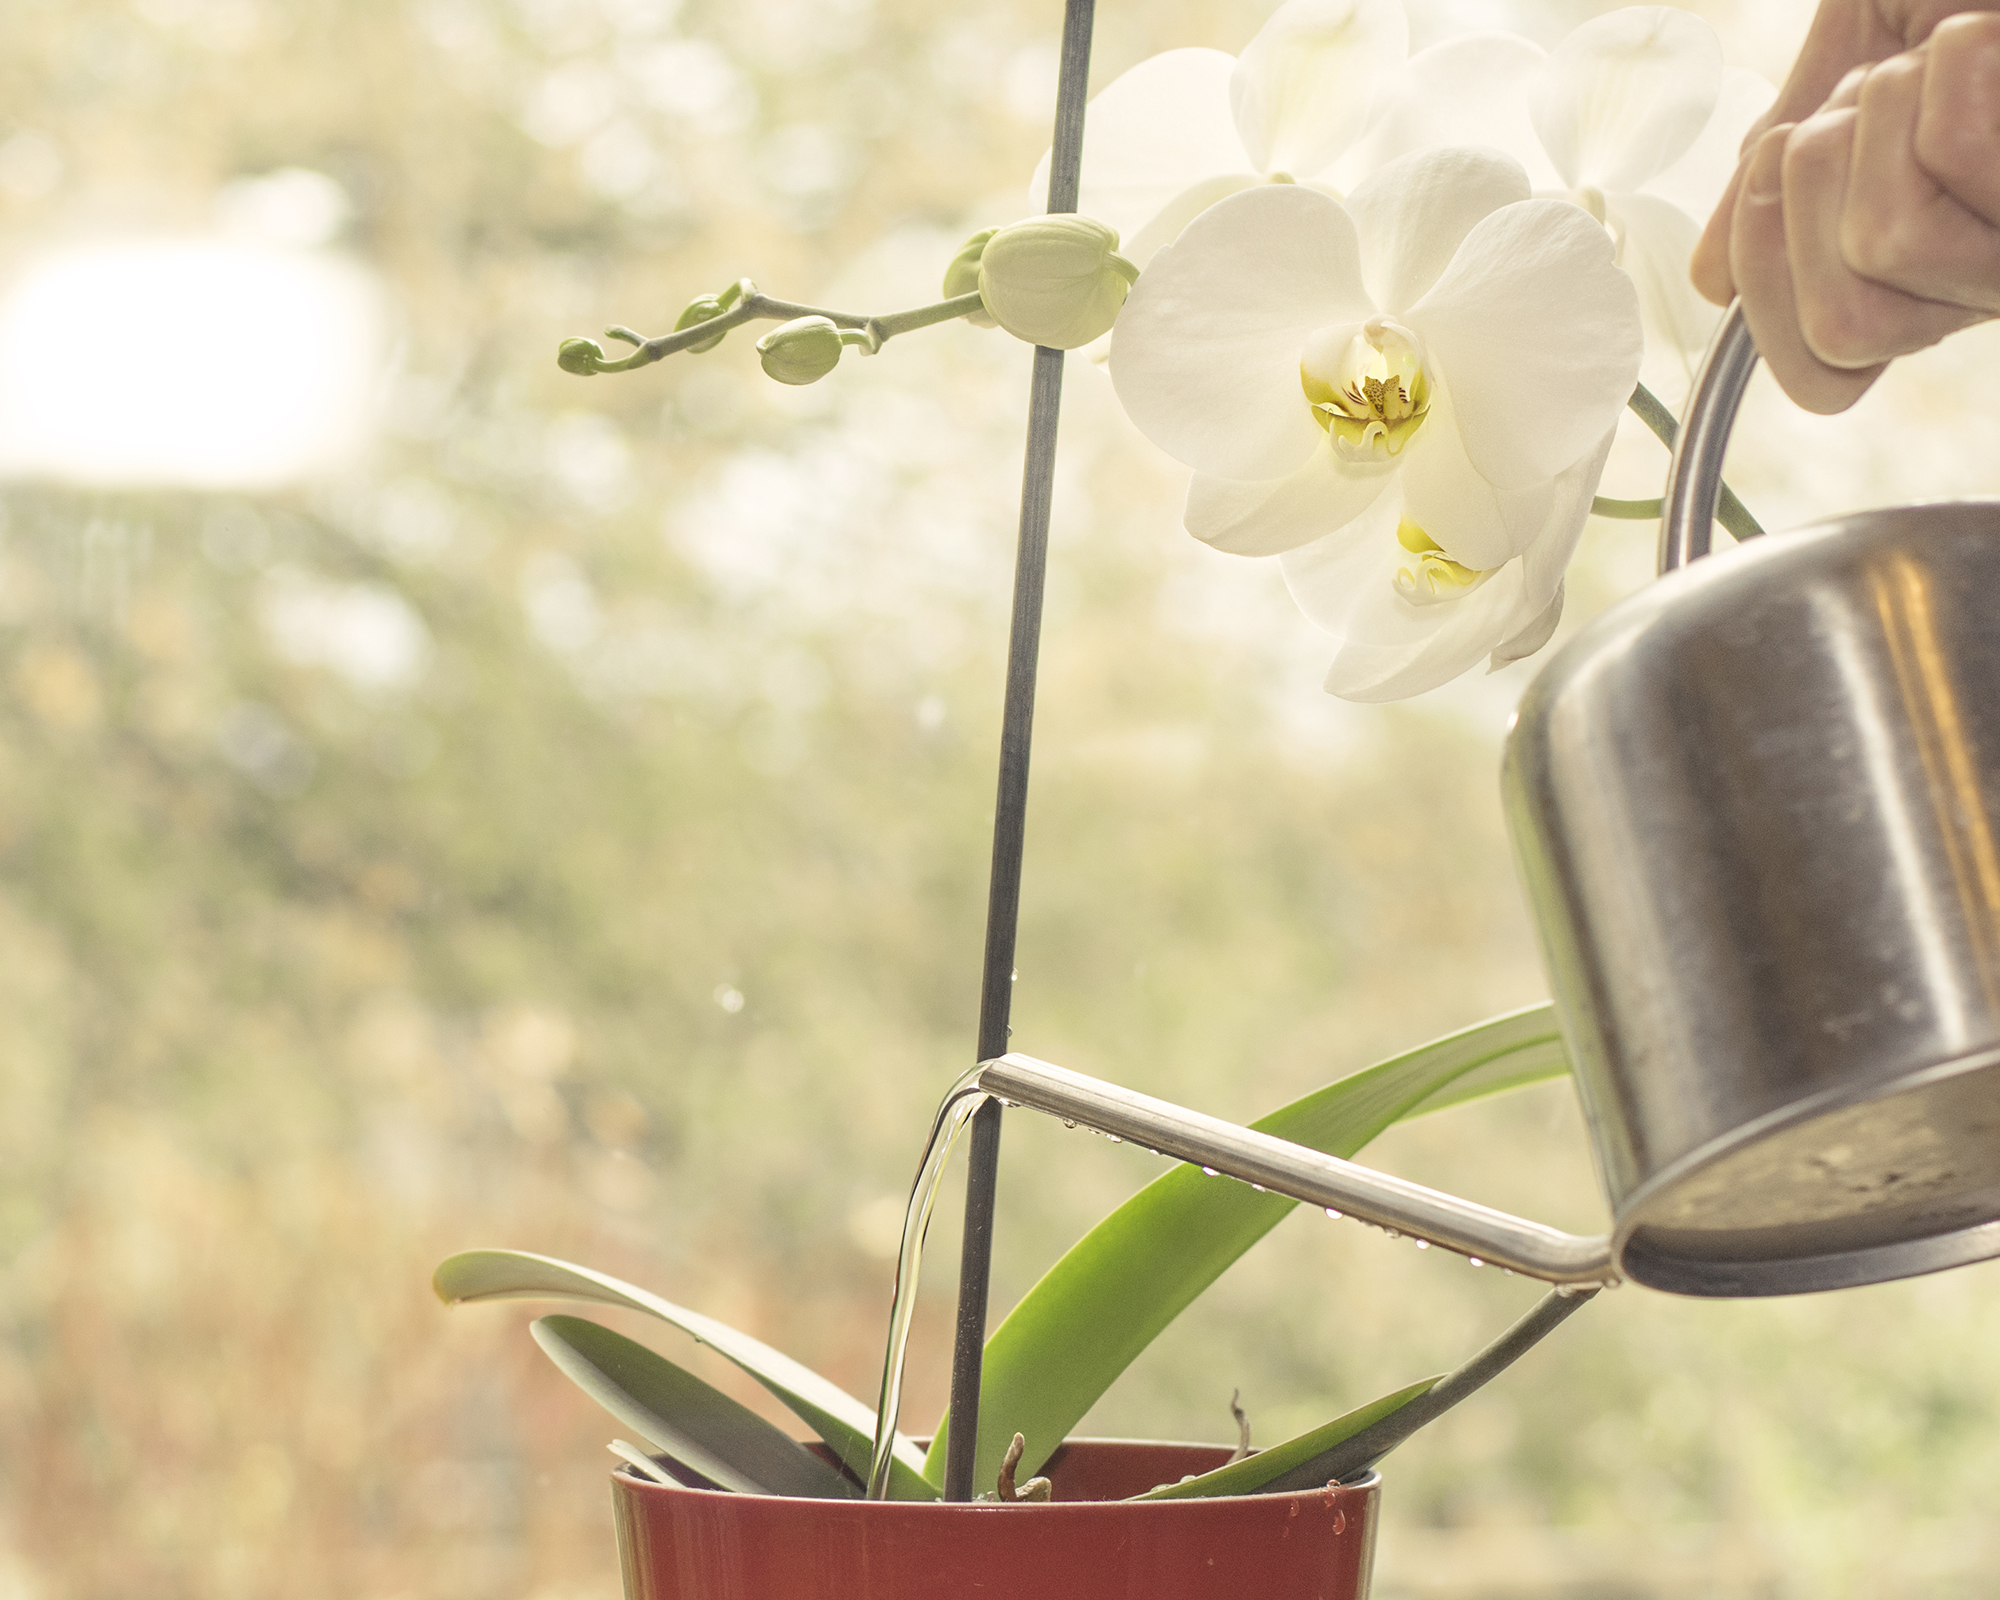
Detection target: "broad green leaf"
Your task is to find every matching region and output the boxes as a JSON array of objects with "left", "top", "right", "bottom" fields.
[
  {"left": 1132, "top": 1377, "right": 1440, "bottom": 1500},
  {"left": 435, "top": 1249, "right": 937, "bottom": 1501},
  {"left": 926, "top": 1003, "right": 1568, "bottom": 1491},
  {"left": 532, "top": 1314, "right": 859, "bottom": 1498}
]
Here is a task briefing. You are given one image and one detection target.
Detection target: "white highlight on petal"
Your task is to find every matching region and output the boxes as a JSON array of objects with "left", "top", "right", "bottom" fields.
[
  {"left": 1520, "top": 429, "right": 1613, "bottom": 611},
  {"left": 1530, "top": 7, "right": 1723, "bottom": 194},
  {"left": 1408, "top": 197, "right": 1641, "bottom": 490},
  {"left": 1230, "top": 0, "right": 1408, "bottom": 179},
  {"left": 1280, "top": 489, "right": 1534, "bottom": 702},
  {"left": 1335, "top": 33, "right": 1556, "bottom": 190},
  {"left": 1183, "top": 448, "right": 1392, "bottom": 556},
  {"left": 1397, "top": 378, "right": 1554, "bottom": 570},
  {"left": 1280, "top": 425, "right": 1612, "bottom": 701},
  {"left": 1647, "top": 65, "right": 1777, "bottom": 220},
  {"left": 1490, "top": 582, "right": 1564, "bottom": 672},
  {"left": 1038, "top": 48, "right": 1248, "bottom": 237},
  {"left": 1110, "top": 185, "right": 1373, "bottom": 480},
  {"left": 1606, "top": 191, "right": 1717, "bottom": 378},
  {"left": 1345, "top": 146, "right": 1529, "bottom": 314},
  {"left": 1124, "top": 172, "right": 1262, "bottom": 270}
]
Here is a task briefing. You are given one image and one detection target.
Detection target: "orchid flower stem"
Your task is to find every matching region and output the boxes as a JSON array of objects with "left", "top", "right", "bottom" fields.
[
  {"left": 1625, "top": 383, "right": 1765, "bottom": 543},
  {"left": 569, "top": 285, "right": 989, "bottom": 373},
  {"left": 1591, "top": 495, "right": 1666, "bottom": 519},
  {"left": 1254, "top": 1286, "right": 1599, "bottom": 1493}
]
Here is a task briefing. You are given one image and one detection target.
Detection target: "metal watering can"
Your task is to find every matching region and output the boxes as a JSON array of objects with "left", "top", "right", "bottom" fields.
[{"left": 978, "top": 303, "right": 2000, "bottom": 1298}]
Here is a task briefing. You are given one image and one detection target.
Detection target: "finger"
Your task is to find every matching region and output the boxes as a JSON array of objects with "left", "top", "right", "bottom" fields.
[
  {"left": 1767, "top": 0, "right": 1906, "bottom": 126},
  {"left": 1694, "top": 58, "right": 1904, "bottom": 307},
  {"left": 1821, "top": 63, "right": 1873, "bottom": 112},
  {"left": 1914, "top": 11, "right": 2000, "bottom": 225},
  {"left": 1731, "top": 126, "right": 1884, "bottom": 414},
  {"left": 1782, "top": 108, "right": 1982, "bottom": 367},
  {"left": 1843, "top": 50, "right": 2000, "bottom": 309},
  {"left": 1691, "top": 159, "right": 1745, "bottom": 305}
]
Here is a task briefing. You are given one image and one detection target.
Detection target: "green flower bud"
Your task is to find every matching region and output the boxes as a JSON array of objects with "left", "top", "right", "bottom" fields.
[
  {"left": 675, "top": 293, "right": 732, "bottom": 352},
  {"left": 942, "top": 228, "right": 999, "bottom": 329},
  {"left": 755, "top": 316, "right": 847, "bottom": 385},
  {"left": 557, "top": 337, "right": 604, "bottom": 376},
  {"left": 976, "top": 215, "right": 1139, "bottom": 350}
]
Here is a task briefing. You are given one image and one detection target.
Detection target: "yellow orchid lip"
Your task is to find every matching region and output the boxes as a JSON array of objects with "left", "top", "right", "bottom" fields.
[
  {"left": 1300, "top": 317, "right": 1431, "bottom": 462},
  {"left": 1391, "top": 516, "right": 1491, "bottom": 606}
]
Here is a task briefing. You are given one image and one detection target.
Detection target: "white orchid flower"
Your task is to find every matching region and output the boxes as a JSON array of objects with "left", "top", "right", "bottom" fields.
[
  {"left": 1109, "top": 148, "right": 1641, "bottom": 701},
  {"left": 1351, "top": 8, "right": 1772, "bottom": 372},
  {"left": 1032, "top": 0, "right": 1408, "bottom": 269}
]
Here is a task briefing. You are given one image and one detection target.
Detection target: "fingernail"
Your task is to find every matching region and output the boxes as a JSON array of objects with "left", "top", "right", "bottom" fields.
[{"left": 1742, "top": 126, "right": 1792, "bottom": 202}]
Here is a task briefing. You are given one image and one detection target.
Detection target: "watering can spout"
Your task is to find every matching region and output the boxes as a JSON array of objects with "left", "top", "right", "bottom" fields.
[{"left": 975, "top": 1053, "right": 1618, "bottom": 1287}]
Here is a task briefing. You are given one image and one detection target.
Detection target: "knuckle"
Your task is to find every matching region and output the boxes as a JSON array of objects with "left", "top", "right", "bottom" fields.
[
  {"left": 1932, "top": 10, "right": 2000, "bottom": 51},
  {"left": 1797, "top": 293, "right": 1882, "bottom": 368},
  {"left": 1915, "top": 102, "right": 2000, "bottom": 193},
  {"left": 1840, "top": 204, "right": 1926, "bottom": 282}
]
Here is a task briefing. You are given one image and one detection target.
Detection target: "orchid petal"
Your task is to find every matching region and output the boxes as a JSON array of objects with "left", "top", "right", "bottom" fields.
[
  {"left": 1183, "top": 449, "right": 1393, "bottom": 556},
  {"left": 1279, "top": 491, "right": 1538, "bottom": 701},
  {"left": 1646, "top": 66, "right": 1777, "bottom": 218},
  {"left": 1345, "top": 147, "right": 1530, "bottom": 314},
  {"left": 1490, "top": 582, "right": 1564, "bottom": 672},
  {"left": 1407, "top": 198, "right": 1641, "bottom": 490},
  {"left": 1034, "top": 49, "right": 1249, "bottom": 239},
  {"left": 1530, "top": 7, "right": 1724, "bottom": 193},
  {"left": 1488, "top": 431, "right": 1615, "bottom": 672},
  {"left": 1335, "top": 34, "right": 1556, "bottom": 191},
  {"left": 1110, "top": 185, "right": 1374, "bottom": 480},
  {"left": 1124, "top": 172, "right": 1262, "bottom": 269},
  {"left": 1398, "top": 379, "right": 1555, "bottom": 570},
  {"left": 1607, "top": 191, "right": 1719, "bottom": 363},
  {"left": 1231, "top": 0, "right": 1409, "bottom": 179},
  {"left": 1520, "top": 429, "right": 1613, "bottom": 610}
]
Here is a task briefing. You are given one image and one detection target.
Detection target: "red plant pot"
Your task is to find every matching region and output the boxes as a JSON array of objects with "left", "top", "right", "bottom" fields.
[{"left": 611, "top": 1439, "right": 1380, "bottom": 1600}]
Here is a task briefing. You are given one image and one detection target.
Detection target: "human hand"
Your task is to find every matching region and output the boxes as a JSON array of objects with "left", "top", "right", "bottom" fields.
[{"left": 1694, "top": 11, "right": 2000, "bottom": 411}]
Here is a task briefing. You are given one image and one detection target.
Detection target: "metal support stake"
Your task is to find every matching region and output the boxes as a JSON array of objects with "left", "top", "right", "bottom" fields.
[{"left": 941, "top": 0, "right": 1097, "bottom": 1504}]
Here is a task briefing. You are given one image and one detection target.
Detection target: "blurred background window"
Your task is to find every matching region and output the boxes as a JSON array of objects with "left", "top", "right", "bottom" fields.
[{"left": 1, "top": 1, "right": 1999, "bottom": 1598}]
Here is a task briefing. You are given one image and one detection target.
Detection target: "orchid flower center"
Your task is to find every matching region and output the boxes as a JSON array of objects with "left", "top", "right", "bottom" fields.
[
  {"left": 1392, "top": 517, "right": 1491, "bottom": 607},
  {"left": 1300, "top": 318, "right": 1431, "bottom": 463}
]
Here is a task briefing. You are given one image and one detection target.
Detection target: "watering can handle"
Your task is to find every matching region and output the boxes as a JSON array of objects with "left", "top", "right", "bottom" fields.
[{"left": 1660, "top": 301, "right": 1759, "bottom": 576}]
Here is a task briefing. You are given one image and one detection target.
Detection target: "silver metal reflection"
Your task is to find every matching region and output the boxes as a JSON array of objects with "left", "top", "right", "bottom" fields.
[
  {"left": 1503, "top": 301, "right": 2000, "bottom": 1295},
  {"left": 976, "top": 1054, "right": 1616, "bottom": 1286}
]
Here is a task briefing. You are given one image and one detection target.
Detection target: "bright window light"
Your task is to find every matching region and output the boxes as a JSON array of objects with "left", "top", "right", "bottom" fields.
[{"left": 0, "top": 239, "right": 386, "bottom": 489}]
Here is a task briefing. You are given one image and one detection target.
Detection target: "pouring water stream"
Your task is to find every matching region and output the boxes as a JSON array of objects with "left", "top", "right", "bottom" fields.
[{"left": 867, "top": 1067, "right": 990, "bottom": 1499}]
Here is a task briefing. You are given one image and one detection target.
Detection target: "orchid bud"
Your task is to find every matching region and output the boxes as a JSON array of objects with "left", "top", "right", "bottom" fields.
[
  {"left": 675, "top": 293, "right": 732, "bottom": 352},
  {"left": 976, "top": 215, "right": 1138, "bottom": 350},
  {"left": 557, "top": 337, "right": 604, "bottom": 376},
  {"left": 942, "top": 228, "right": 999, "bottom": 329},
  {"left": 756, "top": 316, "right": 847, "bottom": 385}
]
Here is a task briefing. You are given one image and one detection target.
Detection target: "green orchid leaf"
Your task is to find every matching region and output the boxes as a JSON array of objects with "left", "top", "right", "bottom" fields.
[
  {"left": 1132, "top": 1376, "right": 1440, "bottom": 1500},
  {"left": 926, "top": 1003, "right": 1569, "bottom": 1490},
  {"left": 435, "top": 1249, "right": 937, "bottom": 1501},
  {"left": 532, "top": 1314, "right": 859, "bottom": 1499}
]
